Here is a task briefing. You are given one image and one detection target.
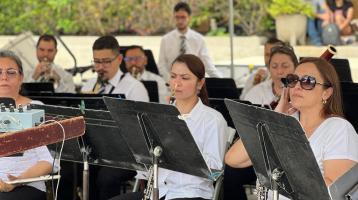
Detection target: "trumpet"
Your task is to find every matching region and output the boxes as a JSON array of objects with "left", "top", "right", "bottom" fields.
[
  {"left": 320, "top": 45, "right": 337, "bottom": 61},
  {"left": 39, "top": 58, "right": 60, "bottom": 89}
]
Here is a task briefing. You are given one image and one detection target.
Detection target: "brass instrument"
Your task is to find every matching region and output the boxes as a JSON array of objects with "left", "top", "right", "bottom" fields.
[{"left": 39, "top": 58, "right": 59, "bottom": 89}]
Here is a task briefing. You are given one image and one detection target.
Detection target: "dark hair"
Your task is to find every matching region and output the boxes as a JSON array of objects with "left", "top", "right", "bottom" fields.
[
  {"left": 265, "top": 38, "right": 285, "bottom": 46},
  {"left": 299, "top": 57, "right": 344, "bottom": 118},
  {"left": 172, "top": 54, "right": 209, "bottom": 105},
  {"left": 268, "top": 44, "right": 299, "bottom": 68},
  {"left": 0, "top": 50, "right": 23, "bottom": 74},
  {"left": 124, "top": 45, "right": 145, "bottom": 57},
  {"left": 92, "top": 35, "right": 120, "bottom": 55},
  {"left": 37, "top": 34, "right": 57, "bottom": 49},
  {"left": 174, "top": 2, "right": 191, "bottom": 15}
]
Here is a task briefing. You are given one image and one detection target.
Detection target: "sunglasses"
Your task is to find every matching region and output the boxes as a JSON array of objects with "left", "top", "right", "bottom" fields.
[{"left": 282, "top": 74, "right": 332, "bottom": 90}]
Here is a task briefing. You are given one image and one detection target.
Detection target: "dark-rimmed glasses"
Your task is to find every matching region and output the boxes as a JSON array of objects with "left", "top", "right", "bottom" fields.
[
  {"left": 0, "top": 68, "right": 20, "bottom": 78},
  {"left": 283, "top": 73, "right": 332, "bottom": 90},
  {"left": 93, "top": 55, "right": 119, "bottom": 66}
]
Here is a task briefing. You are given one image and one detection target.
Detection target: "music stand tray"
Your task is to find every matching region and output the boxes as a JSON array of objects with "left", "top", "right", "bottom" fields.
[
  {"left": 329, "top": 163, "right": 358, "bottom": 200},
  {"left": 224, "top": 99, "right": 331, "bottom": 200}
]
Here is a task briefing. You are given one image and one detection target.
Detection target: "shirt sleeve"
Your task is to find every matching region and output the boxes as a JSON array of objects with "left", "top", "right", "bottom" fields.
[
  {"left": 127, "top": 81, "right": 150, "bottom": 102},
  {"left": 54, "top": 67, "right": 76, "bottom": 93},
  {"left": 197, "top": 38, "right": 222, "bottom": 78},
  {"left": 201, "top": 114, "right": 227, "bottom": 170},
  {"left": 158, "top": 37, "right": 170, "bottom": 82},
  {"left": 323, "top": 121, "right": 358, "bottom": 162}
]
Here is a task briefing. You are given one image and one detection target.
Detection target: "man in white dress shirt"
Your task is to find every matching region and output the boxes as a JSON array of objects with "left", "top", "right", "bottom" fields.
[
  {"left": 124, "top": 45, "right": 169, "bottom": 103},
  {"left": 30, "top": 34, "right": 75, "bottom": 93},
  {"left": 81, "top": 36, "right": 149, "bottom": 102},
  {"left": 158, "top": 2, "right": 222, "bottom": 82},
  {"left": 81, "top": 36, "right": 149, "bottom": 200}
]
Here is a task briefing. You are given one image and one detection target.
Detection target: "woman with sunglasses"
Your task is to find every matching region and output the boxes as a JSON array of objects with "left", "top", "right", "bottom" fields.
[
  {"left": 244, "top": 45, "right": 298, "bottom": 108},
  {"left": 111, "top": 54, "right": 229, "bottom": 200},
  {"left": 0, "top": 50, "right": 54, "bottom": 200},
  {"left": 225, "top": 57, "right": 358, "bottom": 199}
]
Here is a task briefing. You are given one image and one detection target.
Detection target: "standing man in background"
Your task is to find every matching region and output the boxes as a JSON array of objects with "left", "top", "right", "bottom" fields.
[
  {"left": 30, "top": 34, "right": 75, "bottom": 93},
  {"left": 124, "top": 45, "right": 169, "bottom": 103},
  {"left": 158, "top": 2, "right": 222, "bottom": 82}
]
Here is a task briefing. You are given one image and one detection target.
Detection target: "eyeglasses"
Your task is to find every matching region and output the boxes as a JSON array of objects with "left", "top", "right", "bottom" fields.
[
  {"left": 93, "top": 55, "right": 118, "bottom": 66},
  {"left": 0, "top": 68, "right": 20, "bottom": 78},
  {"left": 283, "top": 74, "right": 332, "bottom": 90},
  {"left": 124, "top": 56, "right": 145, "bottom": 63}
]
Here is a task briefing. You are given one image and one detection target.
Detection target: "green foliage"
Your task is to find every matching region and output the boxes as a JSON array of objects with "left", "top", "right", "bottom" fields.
[
  {"left": 0, "top": 0, "right": 276, "bottom": 35},
  {"left": 234, "top": 0, "right": 273, "bottom": 35},
  {"left": 267, "top": 0, "right": 315, "bottom": 18},
  {"left": 206, "top": 27, "right": 227, "bottom": 36}
]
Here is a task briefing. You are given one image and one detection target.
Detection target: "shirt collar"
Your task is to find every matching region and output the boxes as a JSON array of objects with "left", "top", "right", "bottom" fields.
[
  {"left": 175, "top": 28, "right": 191, "bottom": 37},
  {"left": 179, "top": 98, "right": 204, "bottom": 121},
  {"left": 108, "top": 69, "right": 123, "bottom": 87}
]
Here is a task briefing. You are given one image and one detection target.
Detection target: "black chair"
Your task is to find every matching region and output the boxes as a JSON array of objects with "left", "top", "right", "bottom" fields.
[
  {"left": 119, "top": 47, "right": 159, "bottom": 75},
  {"left": 340, "top": 82, "right": 358, "bottom": 132},
  {"left": 206, "top": 78, "right": 239, "bottom": 99},
  {"left": 141, "top": 80, "right": 159, "bottom": 103},
  {"left": 330, "top": 58, "right": 353, "bottom": 82}
]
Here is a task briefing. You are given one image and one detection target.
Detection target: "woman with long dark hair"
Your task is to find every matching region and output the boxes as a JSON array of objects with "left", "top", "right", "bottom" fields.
[{"left": 225, "top": 57, "right": 358, "bottom": 199}]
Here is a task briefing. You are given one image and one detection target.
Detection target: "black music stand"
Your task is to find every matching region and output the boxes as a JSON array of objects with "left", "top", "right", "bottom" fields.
[
  {"left": 21, "top": 82, "right": 55, "bottom": 95},
  {"left": 31, "top": 104, "right": 145, "bottom": 200},
  {"left": 103, "top": 97, "right": 219, "bottom": 200},
  {"left": 224, "top": 99, "right": 331, "bottom": 200},
  {"left": 329, "top": 163, "right": 358, "bottom": 200},
  {"left": 27, "top": 93, "right": 125, "bottom": 110}
]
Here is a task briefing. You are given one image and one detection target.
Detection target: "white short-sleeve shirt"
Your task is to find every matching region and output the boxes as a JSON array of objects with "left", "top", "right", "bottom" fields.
[{"left": 158, "top": 99, "right": 229, "bottom": 200}]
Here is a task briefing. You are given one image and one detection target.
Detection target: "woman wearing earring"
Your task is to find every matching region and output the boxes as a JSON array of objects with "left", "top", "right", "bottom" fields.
[
  {"left": 244, "top": 45, "right": 298, "bottom": 108},
  {"left": 225, "top": 57, "right": 358, "bottom": 199},
  {"left": 111, "top": 54, "right": 229, "bottom": 200},
  {"left": 0, "top": 50, "right": 54, "bottom": 200}
]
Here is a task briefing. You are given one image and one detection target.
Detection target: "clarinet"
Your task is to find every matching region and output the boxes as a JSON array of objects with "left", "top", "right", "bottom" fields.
[{"left": 142, "top": 166, "right": 154, "bottom": 200}]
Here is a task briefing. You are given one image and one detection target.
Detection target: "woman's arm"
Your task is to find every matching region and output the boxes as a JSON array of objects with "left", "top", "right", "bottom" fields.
[
  {"left": 323, "top": 159, "right": 356, "bottom": 186},
  {"left": 17, "top": 161, "right": 53, "bottom": 180},
  {"left": 338, "top": 7, "right": 354, "bottom": 30},
  {"left": 225, "top": 139, "right": 252, "bottom": 168},
  {"left": 0, "top": 161, "right": 52, "bottom": 192}
]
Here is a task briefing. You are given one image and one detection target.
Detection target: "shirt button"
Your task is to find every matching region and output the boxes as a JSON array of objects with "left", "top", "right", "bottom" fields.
[{"left": 164, "top": 181, "right": 167, "bottom": 185}]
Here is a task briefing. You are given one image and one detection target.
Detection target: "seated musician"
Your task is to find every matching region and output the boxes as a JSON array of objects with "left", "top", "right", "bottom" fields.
[
  {"left": 225, "top": 57, "right": 358, "bottom": 199},
  {"left": 111, "top": 54, "right": 230, "bottom": 200},
  {"left": 243, "top": 44, "right": 298, "bottom": 109},
  {"left": 0, "top": 50, "right": 54, "bottom": 200}
]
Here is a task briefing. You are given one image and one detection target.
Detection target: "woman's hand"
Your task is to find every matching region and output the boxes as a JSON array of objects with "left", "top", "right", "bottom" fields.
[
  {"left": 0, "top": 175, "right": 18, "bottom": 192},
  {"left": 275, "top": 87, "right": 297, "bottom": 115}
]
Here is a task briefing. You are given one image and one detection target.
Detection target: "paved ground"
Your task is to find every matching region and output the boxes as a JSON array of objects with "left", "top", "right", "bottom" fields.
[{"left": 0, "top": 35, "right": 357, "bottom": 85}]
